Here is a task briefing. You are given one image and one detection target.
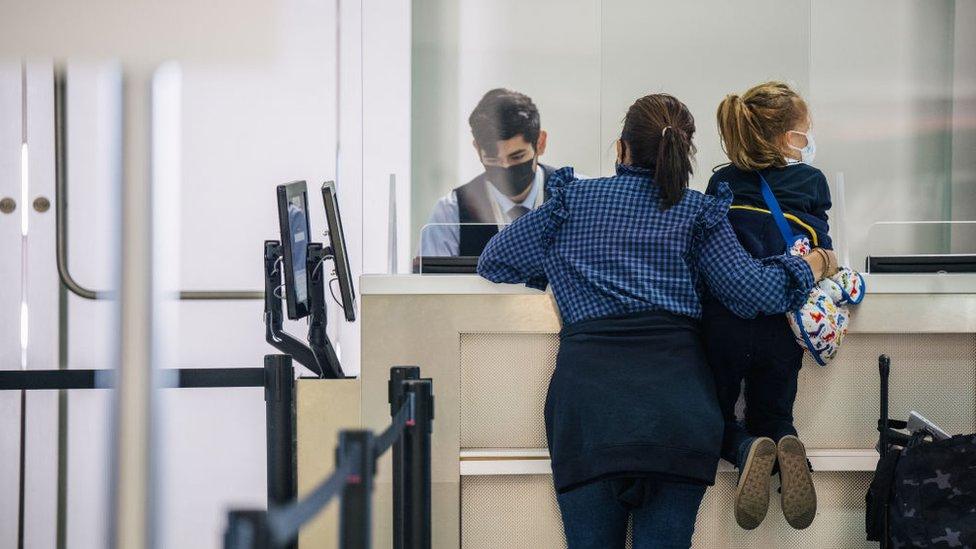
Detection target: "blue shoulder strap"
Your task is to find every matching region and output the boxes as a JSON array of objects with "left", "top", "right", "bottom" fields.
[{"left": 756, "top": 171, "right": 801, "bottom": 249}]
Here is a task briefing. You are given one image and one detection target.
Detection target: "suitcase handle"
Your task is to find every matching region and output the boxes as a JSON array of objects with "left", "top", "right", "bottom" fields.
[
  {"left": 878, "top": 354, "right": 891, "bottom": 549},
  {"left": 879, "top": 355, "right": 891, "bottom": 457}
]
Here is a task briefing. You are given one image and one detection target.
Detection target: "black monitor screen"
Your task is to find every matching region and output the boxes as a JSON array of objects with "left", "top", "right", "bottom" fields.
[
  {"left": 321, "top": 181, "right": 357, "bottom": 321},
  {"left": 276, "top": 181, "right": 311, "bottom": 319}
]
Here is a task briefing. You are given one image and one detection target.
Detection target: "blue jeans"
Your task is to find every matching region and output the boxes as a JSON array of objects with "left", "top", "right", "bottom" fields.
[{"left": 556, "top": 478, "right": 706, "bottom": 549}]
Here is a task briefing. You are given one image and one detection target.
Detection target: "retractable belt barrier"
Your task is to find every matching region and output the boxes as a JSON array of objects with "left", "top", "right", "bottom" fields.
[
  {"left": 1, "top": 360, "right": 434, "bottom": 549},
  {"left": 0, "top": 367, "right": 267, "bottom": 390},
  {"left": 224, "top": 366, "right": 434, "bottom": 549}
]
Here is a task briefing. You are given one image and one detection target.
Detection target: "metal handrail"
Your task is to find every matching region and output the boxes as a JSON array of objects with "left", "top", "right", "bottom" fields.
[
  {"left": 55, "top": 67, "right": 104, "bottom": 300},
  {"left": 53, "top": 67, "right": 261, "bottom": 301}
]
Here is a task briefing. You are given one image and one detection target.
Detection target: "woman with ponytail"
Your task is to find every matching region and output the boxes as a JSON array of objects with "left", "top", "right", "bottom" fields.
[{"left": 477, "top": 93, "right": 836, "bottom": 548}]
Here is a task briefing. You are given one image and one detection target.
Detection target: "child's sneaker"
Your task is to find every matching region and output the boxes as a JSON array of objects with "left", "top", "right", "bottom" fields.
[
  {"left": 777, "top": 435, "right": 817, "bottom": 529},
  {"left": 734, "top": 437, "right": 777, "bottom": 529}
]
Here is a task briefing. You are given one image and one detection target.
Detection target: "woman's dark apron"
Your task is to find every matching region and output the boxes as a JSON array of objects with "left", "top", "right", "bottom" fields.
[{"left": 545, "top": 309, "right": 724, "bottom": 494}]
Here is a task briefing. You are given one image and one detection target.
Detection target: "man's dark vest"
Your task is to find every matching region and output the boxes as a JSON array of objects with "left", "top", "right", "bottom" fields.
[{"left": 455, "top": 164, "right": 554, "bottom": 256}]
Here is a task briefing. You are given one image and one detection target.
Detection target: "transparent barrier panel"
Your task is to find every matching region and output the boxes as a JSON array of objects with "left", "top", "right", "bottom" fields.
[
  {"left": 600, "top": 0, "right": 811, "bottom": 182},
  {"left": 410, "top": 0, "right": 602, "bottom": 255},
  {"left": 410, "top": 0, "right": 976, "bottom": 275},
  {"left": 810, "top": 1, "right": 973, "bottom": 270},
  {"left": 866, "top": 221, "right": 976, "bottom": 257}
]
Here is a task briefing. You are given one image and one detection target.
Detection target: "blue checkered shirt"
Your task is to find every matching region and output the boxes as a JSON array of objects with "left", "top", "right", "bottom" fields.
[{"left": 477, "top": 165, "right": 814, "bottom": 325}]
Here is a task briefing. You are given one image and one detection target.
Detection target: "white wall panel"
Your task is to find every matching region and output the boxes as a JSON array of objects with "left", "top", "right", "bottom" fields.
[
  {"left": 174, "top": 0, "right": 341, "bottom": 373},
  {"left": 157, "top": 388, "right": 267, "bottom": 549},
  {"left": 0, "top": 60, "right": 25, "bottom": 549},
  {"left": 12, "top": 2, "right": 417, "bottom": 547},
  {"left": 333, "top": 0, "right": 364, "bottom": 376},
  {"left": 158, "top": 1, "right": 347, "bottom": 546},
  {"left": 64, "top": 61, "right": 120, "bottom": 549},
  {"left": 362, "top": 0, "right": 412, "bottom": 275},
  {"left": 24, "top": 59, "right": 59, "bottom": 549},
  {"left": 50, "top": 2, "right": 375, "bottom": 546}
]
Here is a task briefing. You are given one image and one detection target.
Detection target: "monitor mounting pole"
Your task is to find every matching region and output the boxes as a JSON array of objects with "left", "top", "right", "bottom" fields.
[{"left": 307, "top": 243, "right": 344, "bottom": 378}]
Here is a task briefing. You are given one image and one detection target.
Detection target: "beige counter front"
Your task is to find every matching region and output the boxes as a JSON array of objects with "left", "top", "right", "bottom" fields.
[{"left": 353, "top": 273, "right": 976, "bottom": 548}]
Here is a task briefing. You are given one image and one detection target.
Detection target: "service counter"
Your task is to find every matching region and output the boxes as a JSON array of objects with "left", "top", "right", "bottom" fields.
[{"left": 304, "top": 273, "right": 976, "bottom": 548}]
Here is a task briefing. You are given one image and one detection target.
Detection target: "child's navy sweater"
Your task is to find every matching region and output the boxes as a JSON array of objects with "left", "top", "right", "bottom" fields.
[{"left": 706, "top": 163, "right": 832, "bottom": 258}]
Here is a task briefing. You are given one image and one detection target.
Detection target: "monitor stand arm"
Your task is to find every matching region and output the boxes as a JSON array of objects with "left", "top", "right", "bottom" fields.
[
  {"left": 263, "top": 240, "right": 344, "bottom": 379},
  {"left": 307, "top": 243, "right": 344, "bottom": 378}
]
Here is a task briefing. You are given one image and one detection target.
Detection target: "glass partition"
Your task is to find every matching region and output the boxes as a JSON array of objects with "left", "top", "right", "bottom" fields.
[
  {"left": 809, "top": 0, "right": 971, "bottom": 270},
  {"left": 411, "top": 0, "right": 975, "bottom": 270},
  {"left": 411, "top": 0, "right": 602, "bottom": 258},
  {"left": 600, "top": 0, "right": 812, "bottom": 182},
  {"left": 866, "top": 221, "right": 976, "bottom": 257}
]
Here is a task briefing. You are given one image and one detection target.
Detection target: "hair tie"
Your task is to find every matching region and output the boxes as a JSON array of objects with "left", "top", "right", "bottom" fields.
[{"left": 661, "top": 126, "right": 672, "bottom": 137}]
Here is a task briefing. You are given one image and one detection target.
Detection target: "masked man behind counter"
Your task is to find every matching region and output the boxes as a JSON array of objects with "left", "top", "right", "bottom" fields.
[{"left": 421, "top": 88, "right": 555, "bottom": 257}]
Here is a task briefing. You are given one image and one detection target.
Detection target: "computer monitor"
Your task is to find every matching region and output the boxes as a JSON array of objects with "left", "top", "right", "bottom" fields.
[
  {"left": 276, "top": 181, "right": 312, "bottom": 320},
  {"left": 321, "top": 181, "right": 357, "bottom": 322}
]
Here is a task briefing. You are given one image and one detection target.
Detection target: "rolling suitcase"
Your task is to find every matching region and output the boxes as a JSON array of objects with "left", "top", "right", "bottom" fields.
[{"left": 866, "top": 355, "right": 976, "bottom": 548}]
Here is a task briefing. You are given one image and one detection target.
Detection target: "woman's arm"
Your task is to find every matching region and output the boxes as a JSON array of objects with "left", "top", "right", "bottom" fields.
[
  {"left": 476, "top": 199, "right": 556, "bottom": 290},
  {"left": 698, "top": 216, "right": 819, "bottom": 318}
]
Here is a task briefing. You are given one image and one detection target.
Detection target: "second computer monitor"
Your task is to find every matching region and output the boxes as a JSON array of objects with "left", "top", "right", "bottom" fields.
[{"left": 321, "top": 181, "right": 357, "bottom": 322}]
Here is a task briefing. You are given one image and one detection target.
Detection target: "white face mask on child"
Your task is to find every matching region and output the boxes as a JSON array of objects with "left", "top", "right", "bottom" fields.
[{"left": 787, "top": 130, "right": 816, "bottom": 164}]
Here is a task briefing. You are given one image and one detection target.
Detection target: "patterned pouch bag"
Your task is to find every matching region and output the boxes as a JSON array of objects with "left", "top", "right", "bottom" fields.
[{"left": 787, "top": 286, "right": 849, "bottom": 366}]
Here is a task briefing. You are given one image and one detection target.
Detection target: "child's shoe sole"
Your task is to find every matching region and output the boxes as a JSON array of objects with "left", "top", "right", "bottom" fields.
[
  {"left": 734, "top": 437, "right": 777, "bottom": 530},
  {"left": 778, "top": 435, "right": 817, "bottom": 529}
]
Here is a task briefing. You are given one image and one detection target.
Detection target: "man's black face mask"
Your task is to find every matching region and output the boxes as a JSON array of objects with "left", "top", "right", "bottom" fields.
[{"left": 485, "top": 156, "right": 536, "bottom": 197}]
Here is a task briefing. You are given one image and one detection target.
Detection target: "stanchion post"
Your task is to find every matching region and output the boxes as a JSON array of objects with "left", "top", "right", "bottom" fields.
[
  {"left": 338, "top": 430, "right": 374, "bottom": 549},
  {"left": 224, "top": 510, "right": 271, "bottom": 549},
  {"left": 264, "top": 354, "right": 297, "bottom": 549},
  {"left": 389, "top": 366, "right": 420, "bottom": 549},
  {"left": 402, "top": 378, "right": 434, "bottom": 549}
]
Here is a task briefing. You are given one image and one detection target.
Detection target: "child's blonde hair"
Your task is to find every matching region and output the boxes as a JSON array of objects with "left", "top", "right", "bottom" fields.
[{"left": 717, "top": 81, "right": 808, "bottom": 170}]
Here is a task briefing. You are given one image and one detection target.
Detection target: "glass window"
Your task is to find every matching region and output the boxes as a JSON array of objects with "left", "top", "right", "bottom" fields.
[{"left": 411, "top": 0, "right": 974, "bottom": 269}]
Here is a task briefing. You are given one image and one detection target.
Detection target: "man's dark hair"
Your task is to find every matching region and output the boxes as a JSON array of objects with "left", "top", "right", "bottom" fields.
[{"left": 468, "top": 88, "right": 541, "bottom": 157}]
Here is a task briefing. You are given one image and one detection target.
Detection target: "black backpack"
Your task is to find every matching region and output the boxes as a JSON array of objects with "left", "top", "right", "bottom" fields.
[{"left": 868, "top": 432, "right": 976, "bottom": 547}]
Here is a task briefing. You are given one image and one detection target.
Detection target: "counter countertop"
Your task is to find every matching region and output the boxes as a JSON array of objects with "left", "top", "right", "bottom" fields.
[
  {"left": 360, "top": 273, "right": 976, "bottom": 296},
  {"left": 360, "top": 273, "right": 976, "bottom": 333}
]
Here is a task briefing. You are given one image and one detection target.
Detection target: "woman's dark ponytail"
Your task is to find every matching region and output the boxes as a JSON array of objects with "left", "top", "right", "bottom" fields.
[
  {"left": 620, "top": 94, "right": 697, "bottom": 210},
  {"left": 655, "top": 126, "right": 694, "bottom": 209}
]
